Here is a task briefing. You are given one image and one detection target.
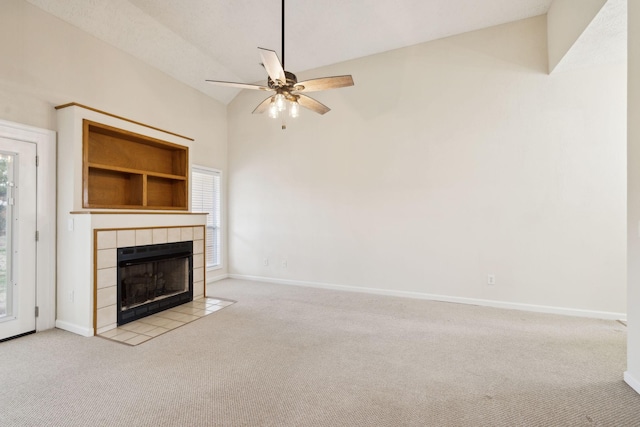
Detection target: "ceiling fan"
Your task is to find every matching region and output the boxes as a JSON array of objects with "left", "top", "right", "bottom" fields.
[{"left": 205, "top": 0, "right": 354, "bottom": 128}]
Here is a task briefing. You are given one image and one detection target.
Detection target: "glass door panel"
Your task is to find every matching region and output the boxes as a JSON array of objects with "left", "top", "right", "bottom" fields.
[
  {"left": 0, "top": 153, "right": 13, "bottom": 320},
  {"left": 0, "top": 138, "right": 36, "bottom": 341}
]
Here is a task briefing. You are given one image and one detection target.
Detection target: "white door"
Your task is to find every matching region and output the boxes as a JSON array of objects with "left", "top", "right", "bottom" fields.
[{"left": 0, "top": 137, "right": 37, "bottom": 341}]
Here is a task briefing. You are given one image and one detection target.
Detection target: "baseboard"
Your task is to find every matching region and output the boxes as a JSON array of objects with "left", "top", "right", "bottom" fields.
[
  {"left": 624, "top": 371, "right": 640, "bottom": 395},
  {"left": 207, "top": 273, "right": 229, "bottom": 284},
  {"left": 228, "top": 274, "right": 627, "bottom": 321},
  {"left": 55, "top": 320, "right": 94, "bottom": 337}
]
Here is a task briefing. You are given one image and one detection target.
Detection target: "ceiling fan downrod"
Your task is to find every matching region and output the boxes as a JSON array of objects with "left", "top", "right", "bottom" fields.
[{"left": 281, "top": 0, "right": 285, "bottom": 69}]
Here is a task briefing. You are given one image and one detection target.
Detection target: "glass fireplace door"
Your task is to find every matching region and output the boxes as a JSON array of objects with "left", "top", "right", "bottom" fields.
[{"left": 117, "top": 241, "right": 193, "bottom": 325}]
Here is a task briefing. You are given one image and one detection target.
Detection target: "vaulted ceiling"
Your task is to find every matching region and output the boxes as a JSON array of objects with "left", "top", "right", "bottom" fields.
[{"left": 26, "top": 0, "right": 560, "bottom": 104}]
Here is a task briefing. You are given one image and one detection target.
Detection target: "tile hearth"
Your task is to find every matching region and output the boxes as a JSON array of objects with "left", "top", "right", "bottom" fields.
[{"left": 98, "top": 297, "right": 235, "bottom": 346}]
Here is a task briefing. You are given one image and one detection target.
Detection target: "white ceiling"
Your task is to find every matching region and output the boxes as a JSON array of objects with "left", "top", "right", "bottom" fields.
[{"left": 26, "top": 0, "right": 558, "bottom": 104}]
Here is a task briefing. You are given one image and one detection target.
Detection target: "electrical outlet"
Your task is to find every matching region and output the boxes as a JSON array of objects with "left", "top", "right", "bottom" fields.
[
  {"left": 487, "top": 274, "right": 496, "bottom": 285},
  {"left": 281, "top": 259, "right": 287, "bottom": 268},
  {"left": 263, "top": 258, "right": 269, "bottom": 266}
]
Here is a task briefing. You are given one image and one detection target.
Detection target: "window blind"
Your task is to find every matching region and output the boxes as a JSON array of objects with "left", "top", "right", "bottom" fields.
[{"left": 191, "top": 166, "right": 221, "bottom": 269}]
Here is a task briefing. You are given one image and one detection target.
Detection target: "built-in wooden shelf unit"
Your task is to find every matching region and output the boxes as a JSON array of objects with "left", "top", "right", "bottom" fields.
[{"left": 83, "top": 119, "right": 188, "bottom": 210}]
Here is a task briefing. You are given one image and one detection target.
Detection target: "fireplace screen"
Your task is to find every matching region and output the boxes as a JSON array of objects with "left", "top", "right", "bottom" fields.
[{"left": 117, "top": 241, "right": 193, "bottom": 325}]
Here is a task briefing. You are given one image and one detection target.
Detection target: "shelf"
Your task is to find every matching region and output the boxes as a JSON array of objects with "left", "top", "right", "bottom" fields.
[
  {"left": 87, "top": 162, "right": 187, "bottom": 180},
  {"left": 86, "top": 168, "right": 143, "bottom": 207},
  {"left": 83, "top": 120, "right": 188, "bottom": 210},
  {"left": 147, "top": 176, "right": 187, "bottom": 208}
]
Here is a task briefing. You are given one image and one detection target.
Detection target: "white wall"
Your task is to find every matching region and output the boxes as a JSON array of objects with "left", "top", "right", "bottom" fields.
[
  {"left": 547, "top": 0, "right": 607, "bottom": 72},
  {"left": 626, "top": 0, "right": 640, "bottom": 395},
  {"left": 228, "top": 16, "right": 627, "bottom": 317},
  {"left": 0, "top": 0, "right": 229, "bottom": 274}
]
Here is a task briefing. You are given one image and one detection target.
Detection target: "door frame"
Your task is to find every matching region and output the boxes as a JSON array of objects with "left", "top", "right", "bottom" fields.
[{"left": 0, "top": 119, "right": 56, "bottom": 332}]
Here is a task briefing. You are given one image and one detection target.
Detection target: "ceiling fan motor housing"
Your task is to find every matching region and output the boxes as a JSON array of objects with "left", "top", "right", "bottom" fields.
[{"left": 268, "top": 71, "right": 298, "bottom": 89}]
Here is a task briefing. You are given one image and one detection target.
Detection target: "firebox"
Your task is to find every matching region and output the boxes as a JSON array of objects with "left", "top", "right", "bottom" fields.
[{"left": 117, "top": 241, "right": 193, "bottom": 325}]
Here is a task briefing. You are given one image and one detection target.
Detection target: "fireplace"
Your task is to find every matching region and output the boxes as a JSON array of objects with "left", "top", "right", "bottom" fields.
[{"left": 117, "top": 241, "right": 193, "bottom": 325}]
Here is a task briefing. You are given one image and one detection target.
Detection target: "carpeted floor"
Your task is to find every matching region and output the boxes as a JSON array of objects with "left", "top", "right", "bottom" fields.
[{"left": 1, "top": 278, "right": 639, "bottom": 426}]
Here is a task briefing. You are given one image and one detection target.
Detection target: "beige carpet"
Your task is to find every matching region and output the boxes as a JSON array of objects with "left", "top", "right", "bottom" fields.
[{"left": 1, "top": 278, "right": 639, "bottom": 426}]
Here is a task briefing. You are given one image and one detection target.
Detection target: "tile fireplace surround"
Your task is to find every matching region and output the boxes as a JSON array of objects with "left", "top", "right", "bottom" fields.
[{"left": 95, "top": 226, "right": 206, "bottom": 335}]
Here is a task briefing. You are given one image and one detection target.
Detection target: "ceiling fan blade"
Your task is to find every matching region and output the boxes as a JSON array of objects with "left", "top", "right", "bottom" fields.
[
  {"left": 205, "top": 80, "right": 271, "bottom": 91},
  {"left": 297, "top": 94, "right": 331, "bottom": 115},
  {"left": 252, "top": 96, "right": 274, "bottom": 114},
  {"left": 258, "top": 47, "right": 286, "bottom": 85},
  {"left": 294, "top": 75, "right": 354, "bottom": 92}
]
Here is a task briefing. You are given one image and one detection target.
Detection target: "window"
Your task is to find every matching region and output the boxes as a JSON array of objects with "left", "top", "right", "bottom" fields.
[{"left": 191, "top": 166, "right": 221, "bottom": 269}]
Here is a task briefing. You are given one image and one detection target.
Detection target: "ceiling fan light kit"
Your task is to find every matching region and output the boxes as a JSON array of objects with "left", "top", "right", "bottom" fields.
[{"left": 206, "top": 0, "right": 354, "bottom": 130}]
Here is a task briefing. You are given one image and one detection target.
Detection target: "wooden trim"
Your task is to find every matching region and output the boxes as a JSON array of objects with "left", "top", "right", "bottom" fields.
[
  {"left": 70, "top": 211, "right": 207, "bottom": 215},
  {"left": 82, "top": 120, "right": 90, "bottom": 208},
  {"left": 93, "top": 229, "right": 98, "bottom": 336},
  {"left": 80, "top": 205, "right": 189, "bottom": 211},
  {"left": 88, "top": 163, "right": 187, "bottom": 180},
  {"left": 92, "top": 225, "right": 207, "bottom": 232},
  {"left": 142, "top": 173, "right": 148, "bottom": 207},
  {"left": 55, "top": 102, "right": 194, "bottom": 141},
  {"left": 202, "top": 225, "right": 207, "bottom": 298}
]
